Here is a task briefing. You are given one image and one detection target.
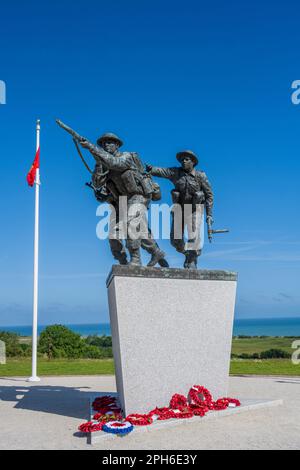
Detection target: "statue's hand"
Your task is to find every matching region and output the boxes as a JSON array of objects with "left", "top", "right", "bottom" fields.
[
  {"left": 80, "top": 139, "right": 89, "bottom": 149},
  {"left": 145, "top": 164, "right": 153, "bottom": 173},
  {"left": 206, "top": 216, "right": 214, "bottom": 226}
]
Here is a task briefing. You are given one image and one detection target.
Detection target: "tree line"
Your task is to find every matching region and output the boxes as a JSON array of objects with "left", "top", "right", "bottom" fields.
[
  {"left": 0, "top": 325, "right": 113, "bottom": 359},
  {"left": 0, "top": 326, "right": 293, "bottom": 360}
]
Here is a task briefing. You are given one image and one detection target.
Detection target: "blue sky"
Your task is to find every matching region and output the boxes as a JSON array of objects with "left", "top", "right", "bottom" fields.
[{"left": 0, "top": 0, "right": 300, "bottom": 326}]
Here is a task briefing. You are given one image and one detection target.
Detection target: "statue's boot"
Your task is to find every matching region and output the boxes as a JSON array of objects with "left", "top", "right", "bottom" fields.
[
  {"left": 158, "top": 257, "right": 169, "bottom": 268},
  {"left": 147, "top": 249, "right": 169, "bottom": 268},
  {"left": 115, "top": 252, "right": 128, "bottom": 265},
  {"left": 184, "top": 251, "right": 198, "bottom": 269},
  {"left": 187, "top": 258, "right": 198, "bottom": 269},
  {"left": 184, "top": 253, "right": 190, "bottom": 269},
  {"left": 128, "top": 249, "right": 142, "bottom": 266}
]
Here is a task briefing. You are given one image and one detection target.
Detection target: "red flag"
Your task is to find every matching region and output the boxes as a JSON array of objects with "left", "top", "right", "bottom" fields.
[{"left": 27, "top": 147, "right": 40, "bottom": 187}]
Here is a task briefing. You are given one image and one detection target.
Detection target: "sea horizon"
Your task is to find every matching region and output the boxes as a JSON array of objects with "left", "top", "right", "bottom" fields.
[{"left": 1, "top": 316, "right": 300, "bottom": 337}]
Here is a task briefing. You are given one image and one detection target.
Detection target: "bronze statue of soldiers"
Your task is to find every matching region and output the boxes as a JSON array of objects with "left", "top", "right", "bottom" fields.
[
  {"left": 146, "top": 150, "right": 214, "bottom": 269},
  {"left": 81, "top": 132, "right": 169, "bottom": 267},
  {"left": 91, "top": 159, "right": 168, "bottom": 267}
]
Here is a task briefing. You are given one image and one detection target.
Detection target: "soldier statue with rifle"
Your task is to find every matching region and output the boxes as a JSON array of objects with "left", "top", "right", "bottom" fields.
[
  {"left": 146, "top": 151, "right": 228, "bottom": 269},
  {"left": 56, "top": 120, "right": 168, "bottom": 267},
  {"left": 89, "top": 140, "right": 169, "bottom": 267},
  {"left": 56, "top": 119, "right": 228, "bottom": 269}
]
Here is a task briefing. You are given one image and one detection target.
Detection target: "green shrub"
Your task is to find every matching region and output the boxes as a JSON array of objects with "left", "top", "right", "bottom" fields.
[
  {"left": 260, "top": 349, "right": 290, "bottom": 359},
  {"left": 99, "top": 347, "right": 113, "bottom": 358},
  {"left": 19, "top": 343, "right": 32, "bottom": 357},
  {"left": 0, "top": 331, "right": 23, "bottom": 357},
  {"left": 38, "top": 325, "right": 86, "bottom": 359},
  {"left": 85, "top": 335, "right": 112, "bottom": 348},
  {"left": 232, "top": 350, "right": 290, "bottom": 360},
  {"left": 239, "top": 353, "right": 253, "bottom": 359},
  {"left": 82, "top": 345, "right": 112, "bottom": 359}
]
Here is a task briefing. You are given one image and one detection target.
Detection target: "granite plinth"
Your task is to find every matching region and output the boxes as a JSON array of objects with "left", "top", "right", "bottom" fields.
[{"left": 107, "top": 265, "right": 237, "bottom": 416}]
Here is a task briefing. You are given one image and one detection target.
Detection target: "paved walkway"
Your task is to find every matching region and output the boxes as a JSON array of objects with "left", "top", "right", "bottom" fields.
[{"left": 0, "top": 375, "right": 299, "bottom": 450}]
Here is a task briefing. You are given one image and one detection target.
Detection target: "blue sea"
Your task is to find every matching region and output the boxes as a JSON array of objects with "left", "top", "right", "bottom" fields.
[
  {"left": 233, "top": 317, "right": 300, "bottom": 337},
  {"left": 0, "top": 323, "right": 111, "bottom": 337},
  {"left": 1, "top": 318, "right": 300, "bottom": 337}
]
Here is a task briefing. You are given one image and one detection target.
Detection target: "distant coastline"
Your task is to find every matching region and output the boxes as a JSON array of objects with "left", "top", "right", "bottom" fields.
[
  {"left": 0, "top": 323, "right": 111, "bottom": 338},
  {"left": 1, "top": 317, "right": 300, "bottom": 337},
  {"left": 233, "top": 317, "right": 300, "bottom": 336}
]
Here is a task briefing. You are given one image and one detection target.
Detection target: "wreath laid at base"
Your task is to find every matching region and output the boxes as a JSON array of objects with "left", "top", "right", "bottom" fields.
[
  {"left": 78, "top": 385, "right": 241, "bottom": 436},
  {"left": 102, "top": 421, "right": 134, "bottom": 436}
]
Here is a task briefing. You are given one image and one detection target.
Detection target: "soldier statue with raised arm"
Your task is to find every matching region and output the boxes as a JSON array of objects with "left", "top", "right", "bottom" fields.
[
  {"left": 56, "top": 120, "right": 228, "bottom": 270},
  {"left": 146, "top": 150, "right": 214, "bottom": 269},
  {"left": 89, "top": 135, "right": 168, "bottom": 267},
  {"left": 80, "top": 131, "right": 168, "bottom": 267}
]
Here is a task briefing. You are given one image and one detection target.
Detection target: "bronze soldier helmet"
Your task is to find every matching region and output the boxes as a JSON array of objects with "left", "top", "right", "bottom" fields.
[
  {"left": 176, "top": 150, "right": 198, "bottom": 166},
  {"left": 97, "top": 132, "right": 123, "bottom": 148}
]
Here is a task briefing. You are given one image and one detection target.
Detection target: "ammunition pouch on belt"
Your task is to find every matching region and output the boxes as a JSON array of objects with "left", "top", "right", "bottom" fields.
[
  {"left": 141, "top": 174, "right": 161, "bottom": 201},
  {"left": 193, "top": 191, "right": 205, "bottom": 205},
  {"left": 171, "top": 189, "right": 205, "bottom": 205},
  {"left": 139, "top": 174, "right": 153, "bottom": 197},
  {"left": 130, "top": 152, "right": 162, "bottom": 200}
]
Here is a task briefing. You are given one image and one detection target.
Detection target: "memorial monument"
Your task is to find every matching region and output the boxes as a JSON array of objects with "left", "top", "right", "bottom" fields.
[{"left": 57, "top": 119, "right": 237, "bottom": 416}]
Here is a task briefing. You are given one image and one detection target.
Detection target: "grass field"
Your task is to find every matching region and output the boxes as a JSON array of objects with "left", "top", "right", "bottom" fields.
[
  {"left": 0, "top": 357, "right": 300, "bottom": 377},
  {"left": 230, "top": 359, "right": 300, "bottom": 376},
  {"left": 0, "top": 358, "right": 115, "bottom": 376},
  {"left": 232, "top": 337, "right": 298, "bottom": 355},
  {"left": 0, "top": 337, "right": 300, "bottom": 377}
]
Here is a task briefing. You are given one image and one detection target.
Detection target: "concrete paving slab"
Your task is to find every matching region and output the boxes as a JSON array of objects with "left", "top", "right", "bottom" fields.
[{"left": 0, "top": 375, "right": 299, "bottom": 450}]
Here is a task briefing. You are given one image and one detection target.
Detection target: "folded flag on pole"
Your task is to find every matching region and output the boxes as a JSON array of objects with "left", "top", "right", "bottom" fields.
[{"left": 27, "top": 147, "right": 40, "bottom": 187}]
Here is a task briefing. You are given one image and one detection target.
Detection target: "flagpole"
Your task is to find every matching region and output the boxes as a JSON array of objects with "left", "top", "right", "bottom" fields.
[{"left": 28, "top": 119, "right": 41, "bottom": 382}]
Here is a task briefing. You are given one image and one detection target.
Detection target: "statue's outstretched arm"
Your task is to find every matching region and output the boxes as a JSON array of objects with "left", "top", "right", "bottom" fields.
[
  {"left": 147, "top": 166, "right": 176, "bottom": 180},
  {"left": 85, "top": 144, "right": 132, "bottom": 171}
]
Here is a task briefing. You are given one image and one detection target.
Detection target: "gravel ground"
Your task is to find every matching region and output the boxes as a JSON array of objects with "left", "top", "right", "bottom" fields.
[{"left": 0, "top": 375, "right": 299, "bottom": 450}]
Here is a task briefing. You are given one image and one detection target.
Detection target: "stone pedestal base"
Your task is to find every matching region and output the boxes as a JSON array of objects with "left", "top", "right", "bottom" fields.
[{"left": 106, "top": 266, "right": 237, "bottom": 416}]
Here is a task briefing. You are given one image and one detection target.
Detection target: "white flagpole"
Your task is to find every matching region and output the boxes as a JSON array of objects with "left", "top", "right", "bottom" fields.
[{"left": 28, "top": 119, "right": 41, "bottom": 382}]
